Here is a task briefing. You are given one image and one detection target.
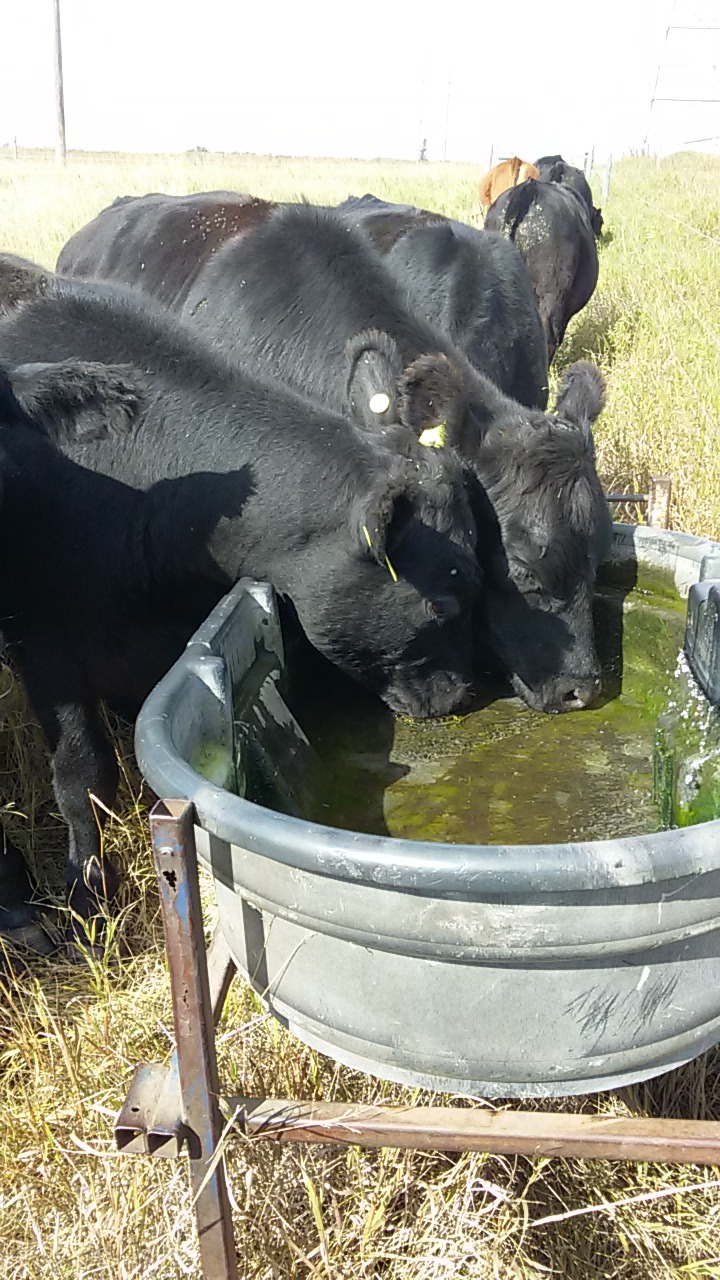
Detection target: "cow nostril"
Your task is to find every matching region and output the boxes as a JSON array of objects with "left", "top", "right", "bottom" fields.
[
  {"left": 563, "top": 689, "right": 585, "bottom": 708},
  {"left": 563, "top": 679, "right": 600, "bottom": 710}
]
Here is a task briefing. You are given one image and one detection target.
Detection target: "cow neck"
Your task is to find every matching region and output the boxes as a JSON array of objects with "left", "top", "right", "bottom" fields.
[{"left": 132, "top": 384, "right": 389, "bottom": 591}]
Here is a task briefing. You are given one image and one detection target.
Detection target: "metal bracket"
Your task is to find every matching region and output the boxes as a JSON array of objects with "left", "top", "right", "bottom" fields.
[{"left": 116, "top": 1061, "right": 184, "bottom": 1157}]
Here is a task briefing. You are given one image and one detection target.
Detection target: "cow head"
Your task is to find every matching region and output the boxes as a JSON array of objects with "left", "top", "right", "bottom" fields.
[
  {"left": 342, "top": 344, "right": 611, "bottom": 713},
  {"left": 286, "top": 438, "right": 480, "bottom": 719},
  {"left": 467, "top": 362, "right": 611, "bottom": 713}
]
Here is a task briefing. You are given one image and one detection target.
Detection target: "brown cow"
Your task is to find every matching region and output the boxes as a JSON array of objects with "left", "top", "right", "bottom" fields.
[{"left": 479, "top": 157, "right": 540, "bottom": 212}]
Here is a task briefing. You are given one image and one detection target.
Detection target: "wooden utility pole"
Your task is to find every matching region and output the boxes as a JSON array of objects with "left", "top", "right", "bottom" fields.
[{"left": 53, "top": 0, "right": 67, "bottom": 164}]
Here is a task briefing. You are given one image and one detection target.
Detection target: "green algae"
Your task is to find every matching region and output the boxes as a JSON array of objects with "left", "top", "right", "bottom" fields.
[
  {"left": 290, "top": 567, "right": 692, "bottom": 845},
  {"left": 191, "top": 741, "right": 236, "bottom": 790}
]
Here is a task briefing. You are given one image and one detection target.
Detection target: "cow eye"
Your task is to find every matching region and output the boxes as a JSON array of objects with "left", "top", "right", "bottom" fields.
[{"left": 425, "top": 594, "right": 460, "bottom": 622}]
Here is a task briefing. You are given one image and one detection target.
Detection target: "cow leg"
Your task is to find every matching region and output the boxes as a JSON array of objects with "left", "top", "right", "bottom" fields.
[
  {"left": 14, "top": 649, "right": 121, "bottom": 933},
  {"left": 539, "top": 306, "right": 561, "bottom": 364},
  {"left": 0, "top": 829, "right": 56, "bottom": 955},
  {"left": 49, "top": 699, "right": 121, "bottom": 926}
]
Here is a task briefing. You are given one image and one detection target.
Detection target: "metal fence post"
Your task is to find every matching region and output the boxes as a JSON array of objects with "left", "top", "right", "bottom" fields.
[{"left": 150, "top": 800, "right": 239, "bottom": 1280}]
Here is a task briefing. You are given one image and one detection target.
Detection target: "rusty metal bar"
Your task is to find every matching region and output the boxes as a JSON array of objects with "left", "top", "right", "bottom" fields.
[
  {"left": 223, "top": 1097, "right": 720, "bottom": 1164},
  {"left": 606, "top": 492, "right": 648, "bottom": 504},
  {"left": 151, "top": 800, "right": 239, "bottom": 1280},
  {"left": 117, "top": 1071, "right": 720, "bottom": 1167}
]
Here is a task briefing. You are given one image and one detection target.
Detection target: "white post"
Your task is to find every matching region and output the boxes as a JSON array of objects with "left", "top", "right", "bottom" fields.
[{"left": 53, "top": 0, "right": 67, "bottom": 165}]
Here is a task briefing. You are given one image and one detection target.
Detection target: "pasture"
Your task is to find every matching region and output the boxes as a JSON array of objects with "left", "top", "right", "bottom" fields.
[{"left": 1, "top": 148, "right": 720, "bottom": 1279}]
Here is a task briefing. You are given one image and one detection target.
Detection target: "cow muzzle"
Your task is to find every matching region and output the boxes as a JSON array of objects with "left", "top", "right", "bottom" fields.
[
  {"left": 385, "top": 670, "right": 474, "bottom": 720},
  {"left": 515, "top": 671, "right": 602, "bottom": 714}
]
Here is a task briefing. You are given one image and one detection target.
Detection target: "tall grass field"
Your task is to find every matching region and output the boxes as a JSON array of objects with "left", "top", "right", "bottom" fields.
[{"left": 1, "top": 149, "right": 720, "bottom": 1280}]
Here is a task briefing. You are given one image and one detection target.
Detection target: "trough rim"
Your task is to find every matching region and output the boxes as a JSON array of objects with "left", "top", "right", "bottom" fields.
[{"left": 135, "top": 522, "right": 720, "bottom": 898}]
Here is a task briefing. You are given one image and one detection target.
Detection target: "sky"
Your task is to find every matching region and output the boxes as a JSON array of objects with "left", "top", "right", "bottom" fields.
[{"left": 2, "top": 0, "right": 719, "bottom": 162}]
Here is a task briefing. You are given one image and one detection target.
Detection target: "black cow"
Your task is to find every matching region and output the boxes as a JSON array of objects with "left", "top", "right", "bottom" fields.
[
  {"left": 336, "top": 193, "right": 548, "bottom": 410},
  {"left": 57, "top": 197, "right": 611, "bottom": 715},
  {"left": 535, "top": 155, "right": 604, "bottom": 238},
  {"left": 0, "top": 263, "right": 479, "bottom": 940},
  {"left": 484, "top": 179, "right": 599, "bottom": 362}
]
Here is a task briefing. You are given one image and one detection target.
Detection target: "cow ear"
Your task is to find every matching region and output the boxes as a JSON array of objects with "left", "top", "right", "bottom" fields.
[
  {"left": 345, "top": 329, "right": 403, "bottom": 429},
  {"left": 0, "top": 254, "right": 53, "bottom": 314},
  {"left": 9, "top": 360, "right": 145, "bottom": 442},
  {"left": 352, "top": 472, "right": 409, "bottom": 568},
  {"left": 0, "top": 366, "right": 30, "bottom": 426},
  {"left": 397, "top": 351, "right": 469, "bottom": 449},
  {"left": 553, "top": 361, "right": 605, "bottom": 427}
]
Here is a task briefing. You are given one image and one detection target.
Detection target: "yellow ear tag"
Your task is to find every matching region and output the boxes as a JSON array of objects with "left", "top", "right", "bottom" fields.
[
  {"left": 418, "top": 422, "right": 447, "bottom": 448},
  {"left": 362, "top": 524, "right": 398, "bottom": 583}
]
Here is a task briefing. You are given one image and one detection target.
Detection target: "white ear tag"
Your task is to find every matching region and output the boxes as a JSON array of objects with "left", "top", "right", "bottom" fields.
[{"left": 369, "top": 392, "right": 390, "bottom": 414}]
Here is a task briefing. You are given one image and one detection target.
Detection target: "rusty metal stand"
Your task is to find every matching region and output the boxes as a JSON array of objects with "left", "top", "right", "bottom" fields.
[
  {"left": 116, "top": 801, "right": 239, "bottom": 1279},
  {"left": 115, "top": 798, "right": 720, "bottom": 1280}
]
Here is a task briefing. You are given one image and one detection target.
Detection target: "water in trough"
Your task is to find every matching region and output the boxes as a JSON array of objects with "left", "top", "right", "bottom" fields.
[
  {"left": 199, "top": 564, "right": 720, "bottom": 844},
  {"left": 256, "top": 564, "right": 719, "bottom": 844}
]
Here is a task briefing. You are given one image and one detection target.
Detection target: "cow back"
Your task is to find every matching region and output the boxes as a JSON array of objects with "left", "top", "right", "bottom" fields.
[
  {"left": 484, "top": 180, "right": 599, "bottom": 359},
  {"left": 57, "top": 191, "right": 273, "bottom": 307}
]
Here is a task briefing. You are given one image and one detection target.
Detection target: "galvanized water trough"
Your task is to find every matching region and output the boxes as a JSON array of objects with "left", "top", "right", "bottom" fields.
[{"left": 135, "top": 523, "right": 720, "bottom": 1100}]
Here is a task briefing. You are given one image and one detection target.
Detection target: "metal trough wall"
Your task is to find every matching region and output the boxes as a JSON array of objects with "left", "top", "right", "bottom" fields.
[{"left": 135, "top": 525, "right": 720, "bottom": 1099}]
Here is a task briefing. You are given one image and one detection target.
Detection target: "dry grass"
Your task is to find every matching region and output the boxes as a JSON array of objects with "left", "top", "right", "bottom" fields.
[{"left": 2, "top": 149, "right": 720, "bottom": 1279}]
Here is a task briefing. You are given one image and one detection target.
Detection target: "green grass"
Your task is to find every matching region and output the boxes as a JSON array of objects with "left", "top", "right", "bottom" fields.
[{"left": 2, "top": 149, "right": 720, "bottom": 1279}]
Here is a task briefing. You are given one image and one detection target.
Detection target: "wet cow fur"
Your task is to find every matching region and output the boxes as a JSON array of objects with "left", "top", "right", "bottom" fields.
[
  {"left": 336, "top": 192, "right": 548, "bottom": 409},
  {"left": 0, "top": 261, "right": 479, "bottom": 938},
  {"left": 484, "top": 178, "right": 599, "bottom": 362},
  {"left": 56, "top": 197, "right": 611, "bottom": 714}
]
